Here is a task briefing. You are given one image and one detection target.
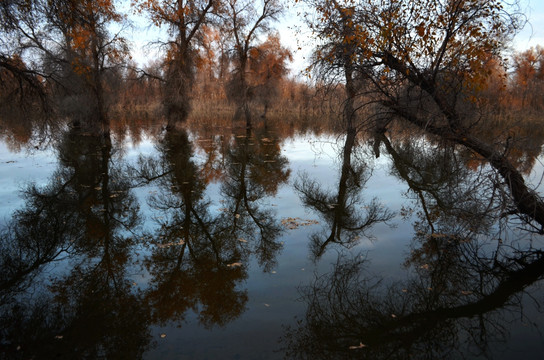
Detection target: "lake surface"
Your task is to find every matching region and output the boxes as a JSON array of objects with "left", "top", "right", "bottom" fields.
[{"left": 1, "top": 118, "right": 544, "bottom": 359}]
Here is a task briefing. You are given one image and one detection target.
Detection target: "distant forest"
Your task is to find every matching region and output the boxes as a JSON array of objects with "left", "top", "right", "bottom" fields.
[{"left": 1, "top": 0, "right": 543, "bottom": 133}]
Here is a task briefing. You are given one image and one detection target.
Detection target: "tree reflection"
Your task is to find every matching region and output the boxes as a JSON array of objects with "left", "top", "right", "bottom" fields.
[
  {"left": 0, "top": 127, "right": 151, "bottom": 358},
  {"left": 133, "top": 123, "right": 290, "bottom": 327},
  {"left": 295, "top": 129, "right": 393, "bottom": 260},
  {"left": 220, "top": 125, "right": 289, "bottom": 272},
  {"left": 283, "top": 134, "right": 544, "bottom": 359},
  {"left": 379, "top": 133, "right": 501, "bottom": 237},
  {"left": 135, "top": 128, "right": 248, "bottom": 328}
]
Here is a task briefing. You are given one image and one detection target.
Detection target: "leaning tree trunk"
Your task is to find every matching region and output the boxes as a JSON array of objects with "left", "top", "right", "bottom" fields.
[{"left": 387, "top": 101, "right": 544, "bottom": 231}]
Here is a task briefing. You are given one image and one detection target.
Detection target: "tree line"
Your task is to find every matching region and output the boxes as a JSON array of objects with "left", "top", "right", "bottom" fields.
[
  {"left": 0, "top": 0, "right": 297, "bottom": 131},
  {"left": 2, "top": 0, "right": 544, "bottom": 132}
]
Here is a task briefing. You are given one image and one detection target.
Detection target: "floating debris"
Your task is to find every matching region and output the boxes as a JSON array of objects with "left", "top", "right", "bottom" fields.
[
  {"left": 281, "top": 217, "right": 319, "bottom": 230},
  {"left": 156, "top": 239, "right": 185, "bottom": 248},
  {"left": 227, "top": 262, "right": 243, "bottom": 268},
  {"left": 349, "top": 342, "right": 366, "bottom": 350},
  {"left": 160, "top": 333, "right": 167, "bottom": 338}
]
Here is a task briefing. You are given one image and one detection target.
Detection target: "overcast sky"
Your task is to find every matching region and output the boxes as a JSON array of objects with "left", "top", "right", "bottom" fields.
[{"left": 515, "top": 0, "right": 544, "bottom": 50}]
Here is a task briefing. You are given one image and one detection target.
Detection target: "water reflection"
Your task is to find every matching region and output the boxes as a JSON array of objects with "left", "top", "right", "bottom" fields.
[
  {"left": 0, "top": 121, "right": 292, "bottom": 357},
  {"left": 379, "top": 133, "right": 500, "bottom": 237},
  {"left": 1, "top": 114, "right": 544, "bottom": 358},
  {"left": 220, "top": 126, "right": 289, "bottom": 271},
  {"left": 132, "top": 123, "right": 289, "bottom": 327},
  {"left": 283, "top": 131, "right": 544, "bottom": 359},
  {"left": 136, "top": 128, "right": 249, "bottom": 327},
  {"left": 0, "top": 128, "right": 151, "bottom": 358},
  {"left": 295, "top": 128, "right": 393, "bottom": 260}
]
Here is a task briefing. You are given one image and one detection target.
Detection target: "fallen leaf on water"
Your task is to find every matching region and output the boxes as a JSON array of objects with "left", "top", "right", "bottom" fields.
[
  {"left": 238, "top": 238, "right": 248, "bottom": 243},
  {"left": 227, "top": 262, "right": 242, "bottom": 267},
  {"left": 461, "top": 290, "right": 473, "bottom": 295},
  {"left": 264, "top": 303, "right": 270, "bottom": 307},
  {"left": 271, "top": 271, "right": 277, "bottom": 274},
  {"left": 55, "top": 335, "right": 63, "bottom": 340},
  {"left": 160, "top": 333, "right": 166, "bottom": 338},
  {"left": 402, "top": 289, "right": 408, "bottom": 293},
  {"left": 281, "top": 217, "right": 319, "bottom": 230},
  {"left": 349, "top": 342, "right": 366, "bottom": 350},
  {"left": 391, "top": 314, "right": 397, "bottom": 318},
  {"left": 156, "top": 239, "right": 185, "bottom": 248}
]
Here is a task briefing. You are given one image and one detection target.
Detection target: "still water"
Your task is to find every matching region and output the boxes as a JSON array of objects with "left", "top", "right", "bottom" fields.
[{"left": 1, "top": 119, "right": 544, "bottom": 359}]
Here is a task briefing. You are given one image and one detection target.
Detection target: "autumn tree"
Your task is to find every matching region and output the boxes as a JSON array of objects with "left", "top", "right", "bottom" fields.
[
  {"left": 248, "top": 33, "right": 292, "bottom": 118},
  {"left": 0, "top": 0, "right": 128, "bottom": 133},
  {"left": 222, "top": 0, "right": 283, "bottom": 125},
  {"left": 0, "top": 1, "right": 52, "bottom": 114},
  {"left": 136, "top": 0, "right": 219, "bottom": 127},
  {"left": 193, "top": 25, "right": 231, "bottom": 101},
  {"left": 49, "top": 0, "right": 128, "bottom": 130},
  {"left": 511, "top": 46, "right": 544, "bottom": 109},
  {"left": 303, "top": 0, "right": 544, "bottom": 231},
  {"left": 304, "top": 2, "right": 362, "bottom": 132}
]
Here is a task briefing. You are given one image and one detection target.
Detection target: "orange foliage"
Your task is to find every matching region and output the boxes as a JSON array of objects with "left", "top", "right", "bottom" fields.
[
  {"left": 248, "top": 34, "right": 293, "bottom": 88},
  {"left": 511, "top": 46, "right": 544, "bottom": 109}
]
